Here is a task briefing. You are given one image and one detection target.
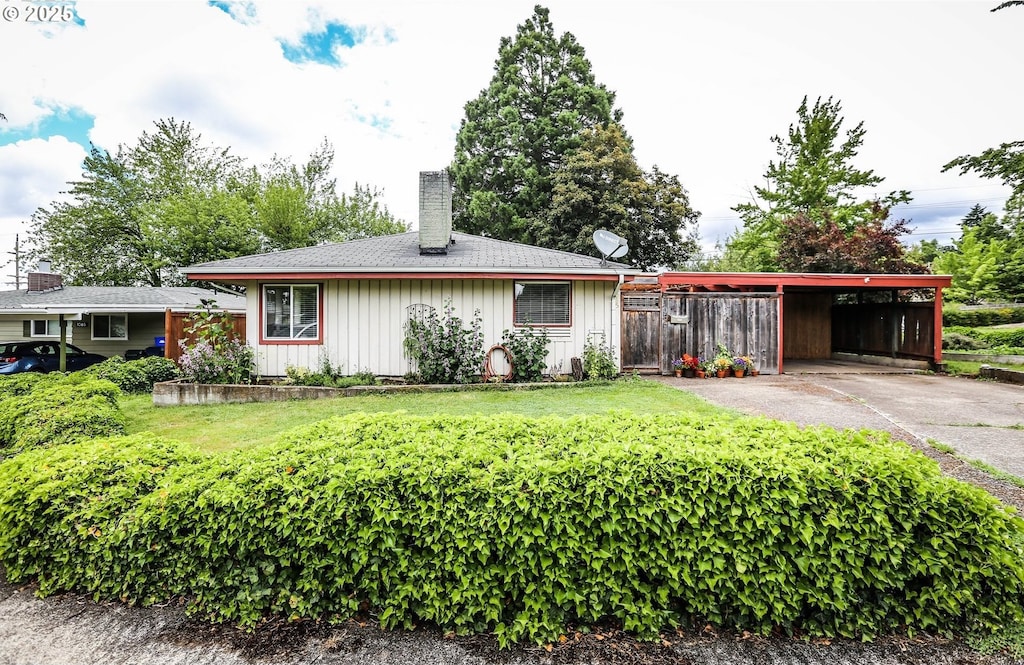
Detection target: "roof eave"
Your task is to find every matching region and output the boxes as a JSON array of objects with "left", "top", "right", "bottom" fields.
[{"left": 185, "top": 266, "right": 638, "bottom": 281}]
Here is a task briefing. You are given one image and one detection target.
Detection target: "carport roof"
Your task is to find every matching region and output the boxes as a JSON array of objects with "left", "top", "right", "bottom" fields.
[{"left": 655, "top": 272, "right": 952, "bottom": 291}]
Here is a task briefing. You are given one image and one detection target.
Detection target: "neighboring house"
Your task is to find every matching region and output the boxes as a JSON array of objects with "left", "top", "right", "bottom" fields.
[
  {"left": 186, "top": 171, "right": 638, "bottom": 378},
  {"left": 0, "top": 273, "right": 246, "bottom": 359}
]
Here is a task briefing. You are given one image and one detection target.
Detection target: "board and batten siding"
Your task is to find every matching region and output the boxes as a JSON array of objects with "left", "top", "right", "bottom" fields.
[{"left": 246, "top": 279, "right": 620, "bottom": 378}]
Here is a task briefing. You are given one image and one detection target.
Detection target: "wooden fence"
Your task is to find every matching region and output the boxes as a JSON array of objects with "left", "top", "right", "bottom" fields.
[
  {"left": 622, "top": 292, "right": 780, "bottom": 374},
  {"left": 832, "top": 302, "right": 935, "bottom": 360},
  {"left": 163, "top": 310, "right": 246, "bottom": 363}
]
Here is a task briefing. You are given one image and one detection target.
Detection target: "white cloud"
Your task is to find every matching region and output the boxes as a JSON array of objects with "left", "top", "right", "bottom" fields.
[{"left": 1, "top": 0, "right": 1021, "bottom": 278}]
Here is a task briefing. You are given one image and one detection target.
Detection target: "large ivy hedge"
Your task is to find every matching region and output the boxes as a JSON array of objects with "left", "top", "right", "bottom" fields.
[
  {"left": 0, "top": 374, "right": 124, "bottom": 452},
  {"left": 1, "top": 413, "right": 1022, "bottom": 645},
  {"left": 80, "top": 355, "right": 180, "bottom": 393}
]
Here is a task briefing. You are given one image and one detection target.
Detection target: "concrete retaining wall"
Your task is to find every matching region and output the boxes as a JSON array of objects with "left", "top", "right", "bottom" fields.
[
  {"left": 979, "top": 365, "right": 1024, "bottom": 385},
  {"left": 943, "top": 352, "right": 1024, "bottom": 365},
  {"left": 152, "top": 379, "right": 578, "bottom": 406}
]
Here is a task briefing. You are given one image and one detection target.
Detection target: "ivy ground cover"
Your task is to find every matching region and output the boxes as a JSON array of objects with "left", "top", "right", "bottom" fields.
[{"left": 2, "top": 411, "right": 1022, "bottom": 646}]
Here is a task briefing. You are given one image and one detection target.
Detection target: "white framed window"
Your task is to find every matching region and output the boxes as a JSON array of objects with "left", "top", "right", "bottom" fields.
[
  {"left": 92, "top": 314, "right": 128, "bottom": 340},
  {"left": 514, "top": 282, "right": 571, "bottom": 326},
  {"left": 262, "top": 284, "right": 321, "bottom": 342},
  {"left": 30, "top": 320, "right": 61, "bottom": 337}
]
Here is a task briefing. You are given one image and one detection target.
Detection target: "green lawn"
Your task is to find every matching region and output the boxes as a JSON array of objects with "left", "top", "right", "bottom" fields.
[
  {"left": 943, "top": 359, "right": 1024, "bottom": 376},
  {"left": 122, "top": 379, "right": 733, "bottom": 453}
]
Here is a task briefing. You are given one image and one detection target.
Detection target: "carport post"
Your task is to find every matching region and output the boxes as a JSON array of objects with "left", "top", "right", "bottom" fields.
[
  {"left": 58, "top": 314, "right": 67, "bottom": 372},
  {"left": 933, "top": 286, "right": 944, "bottom": 365}
]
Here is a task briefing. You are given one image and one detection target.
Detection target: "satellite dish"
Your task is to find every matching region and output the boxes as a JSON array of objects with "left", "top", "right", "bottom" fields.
[{"left": 593, "top": 230, "right": 628, "bottom": 265}]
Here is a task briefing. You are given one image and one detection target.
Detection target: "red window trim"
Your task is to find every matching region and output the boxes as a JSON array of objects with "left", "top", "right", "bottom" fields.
[{"left": 258, "top": 282, "right": 324, "bottom": 346}]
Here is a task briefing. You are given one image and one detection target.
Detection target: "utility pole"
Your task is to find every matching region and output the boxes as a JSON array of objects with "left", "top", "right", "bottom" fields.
[{"left": 5, "top": 234, "right": 21, "bottom": 290}]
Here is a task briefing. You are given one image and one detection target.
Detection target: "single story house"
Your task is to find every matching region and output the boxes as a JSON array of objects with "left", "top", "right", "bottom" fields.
[
  {"left": 186, "top": 171, "right": 638, "bottom": 378},
  {"left": 0, "top": 272, "right": 246, "bottom": 359}
]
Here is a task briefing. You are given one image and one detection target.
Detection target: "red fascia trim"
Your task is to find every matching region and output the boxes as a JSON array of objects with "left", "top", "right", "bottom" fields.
[
  {"left": 188, "top": 271, "right": 623, "bottom": 282},
  {"left": 258, "top": 282, "right": 324, "bottom": 346},
  {"left": 659, "top": 272, "right": 952, "bottom": 290}
]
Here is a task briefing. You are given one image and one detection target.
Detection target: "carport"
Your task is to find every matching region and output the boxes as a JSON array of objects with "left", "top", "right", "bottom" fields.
[{"left": 621, "top": 272, "right": 952, "bottom": 375}]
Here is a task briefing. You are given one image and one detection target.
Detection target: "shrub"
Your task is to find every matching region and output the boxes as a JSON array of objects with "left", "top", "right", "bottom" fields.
[
  {"left": 942, "top": 332, "right": 985, "bottom": 351},
  {"left": 403, "top": 300, "right": 484, "bottom": 384},
  {"left": 81, "top": 356, "right": 180, "bottom": 393},
  {"left": 284, "top": 353, "right": 378, "bottom": 388},
  {"left": 501, "top": 326, "right": 551, "bottom": 382},
  {"left": 178, "top": 339, "right": 255, "bottom": 384},
  {"left": 179, "top": 299, "right": 254, "bottom": 384},
  {"left": 2, "top": 413, "right": 1022, "bottom": 646},
  {"left": 583, "top": 339, "right": 618, "bottom": 380},
  {"left": 0, "top": 434, "right": 201, "bottom": 595},
  {"left": 0, "top": 376, "right": 124, "bottom": 452},
  {"left": 976, "top": 327, "right": 1024, "bottom": 348},
  {"left": 944, "top": 306, "right": 1024, "bottom": 328},
  {"left": 945, "top": 326, "right": 1024, "bottom": 351},
  {"left": 0, "top": 372, "right": 62, "bottom": 401},
  {"left": 284, "top": 365, "right": 378, "bottom": 388}
]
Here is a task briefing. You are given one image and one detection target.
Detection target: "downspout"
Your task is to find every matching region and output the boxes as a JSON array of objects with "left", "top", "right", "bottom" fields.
[{"left": 612, "top": 272, "right": 625, "bottom": 370}]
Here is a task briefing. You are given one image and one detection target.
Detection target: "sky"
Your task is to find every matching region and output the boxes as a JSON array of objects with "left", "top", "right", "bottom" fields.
[{"left": 0, "top": 0, "right": 1020, "bottom": 287}]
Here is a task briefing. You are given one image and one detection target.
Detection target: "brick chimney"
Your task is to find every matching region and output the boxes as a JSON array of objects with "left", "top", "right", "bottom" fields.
[
  {"left": 418, "top": 170, "right": 452, "bottom": 255},
  {"left": 27, "top": 259, "right": 63, "bottom": 293}
]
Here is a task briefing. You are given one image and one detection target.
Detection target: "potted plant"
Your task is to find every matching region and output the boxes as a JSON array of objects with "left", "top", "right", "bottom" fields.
[
  {"left": 714, "top": 355, "right": 731, "bottom": 378},
  {"left": 682, "top": 353, "right": 700, "bottom": 378},
  {"left": 671, "top": 357, "right": 684, "bottom": 377},
  {"left": 700, "top": 358, "right": 717, "bottom": 378},
  {"left": 731, "top": 355, "right": 750, "bottom": 378}
]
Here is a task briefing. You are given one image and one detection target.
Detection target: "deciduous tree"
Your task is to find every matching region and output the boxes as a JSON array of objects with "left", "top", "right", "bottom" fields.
[
  {"left": 776, "top": 207, "right": 925, "bottom": 274},
  {"left": 28, "top": 119, "right": 253, "bottom": 286},
  {"left": 27, "top": 120, "right": 407, "bottom": 285},
  {"left": 729, "top": 96, "right": 911, "bottom": 271}
]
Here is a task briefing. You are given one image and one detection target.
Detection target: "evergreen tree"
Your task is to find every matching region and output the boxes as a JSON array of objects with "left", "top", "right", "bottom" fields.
[
  {"left": 541, "top": 124, "right": 698, "bottom": 270},
  {"left": 450, "top": 5, "right": 619, "bottom": 245}
]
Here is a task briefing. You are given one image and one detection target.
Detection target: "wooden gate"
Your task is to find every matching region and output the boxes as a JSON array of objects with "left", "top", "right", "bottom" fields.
[
  {"left": 621, "top": 293, "right": 662, "bottom": 372},
  {"left": 623, "top": 292, "right": 780, "bottom": 375}
]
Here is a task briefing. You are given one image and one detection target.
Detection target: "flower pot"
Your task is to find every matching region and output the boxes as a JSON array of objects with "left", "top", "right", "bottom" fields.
[
  {"left": 674, "top": 369, "right": 682, "bottom": 377},
  {"left": 733, "top": 369, "right": 745, "bottom": 378},
  {"left": 750, "top": 369, "right": 759, "bottom": 377},
  {"left": 683, "top": 368, "right": 695, "bottom": 378},
  {"left": 716, "top": 370, "right": 727, "bottom": 379},
  {"left": 696, "top": 369, "right": 706, "bottom": 379}
]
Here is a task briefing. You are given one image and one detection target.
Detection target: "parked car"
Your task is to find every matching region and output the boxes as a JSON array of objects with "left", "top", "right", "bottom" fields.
[{"left": 0, "top": 341, "right": 107, "bottom": 375}]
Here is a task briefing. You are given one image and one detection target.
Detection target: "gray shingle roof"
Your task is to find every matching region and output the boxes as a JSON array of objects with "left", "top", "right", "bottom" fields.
[
  {"left": 0, "top": 287, "right": 245, "bottom": 312},
  {"left": 187, "top": 232, "right": 634, "bottom": 274}
]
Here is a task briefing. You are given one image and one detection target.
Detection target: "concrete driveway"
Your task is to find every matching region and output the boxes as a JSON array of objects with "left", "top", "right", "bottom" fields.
[{"left": 664, "top": 369, "right": 1024, "bottom": 482}]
